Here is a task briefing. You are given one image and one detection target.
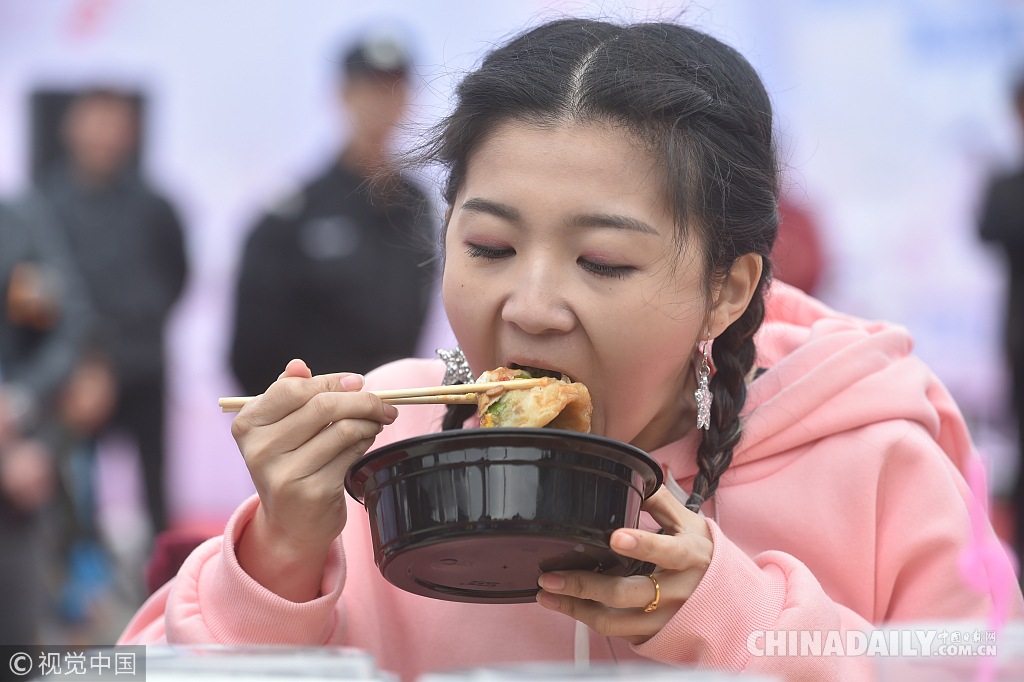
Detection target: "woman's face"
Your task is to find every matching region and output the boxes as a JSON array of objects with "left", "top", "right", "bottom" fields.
[{"left": 443, "top": 119, "right": 710, "bottom": 451}]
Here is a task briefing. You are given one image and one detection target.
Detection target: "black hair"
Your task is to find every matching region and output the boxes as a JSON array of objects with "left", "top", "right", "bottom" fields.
[
  {"left": 341, "top": 34, "right": 411, "bottom": 82},
  {"left": 426, "top": 19, "right": 778, "bottom": 513}
]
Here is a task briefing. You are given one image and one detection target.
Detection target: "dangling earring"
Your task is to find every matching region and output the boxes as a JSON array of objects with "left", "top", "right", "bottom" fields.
[
  {"left": 437, "top": 347, "right": 475, "bottom": 386},
  {"left": 694, "top": 330, "right": 712, "bottom": 430}
]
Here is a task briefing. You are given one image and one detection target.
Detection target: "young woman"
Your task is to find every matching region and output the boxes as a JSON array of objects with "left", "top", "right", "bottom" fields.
[{"left": 120, "top": 18, "right": 1024, "bottom": 681}]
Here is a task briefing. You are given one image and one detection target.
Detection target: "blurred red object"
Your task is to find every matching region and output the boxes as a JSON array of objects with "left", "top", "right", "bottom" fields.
[
  {"left": 65, "top": 0, "right": 117, "bottom": 40},
  {"left": 145, "top": 529, "right": 211, "bottom": 595},
  {"left": 772, "top": 198, "right": 826, "bottom": 295},
  {"left": 992, "top": 498, "right": 1015, "bottom": 549}
]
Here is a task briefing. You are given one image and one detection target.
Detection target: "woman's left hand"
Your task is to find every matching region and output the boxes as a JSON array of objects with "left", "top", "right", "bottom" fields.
[{"left": 535, "top": 486, "right": 713, "bottom": 645}]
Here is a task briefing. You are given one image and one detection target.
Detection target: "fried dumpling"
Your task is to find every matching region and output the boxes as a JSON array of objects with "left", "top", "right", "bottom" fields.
[{"left": 476, "top": 367, "right": 592, "bottom": 433}]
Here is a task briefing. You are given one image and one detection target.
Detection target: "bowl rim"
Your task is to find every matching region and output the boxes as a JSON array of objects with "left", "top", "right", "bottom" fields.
[{"left": 345, "top": 427, "right": 663, "bottom": 504}]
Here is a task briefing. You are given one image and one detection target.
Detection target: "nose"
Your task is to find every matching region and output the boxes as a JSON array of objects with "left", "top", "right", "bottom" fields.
[{"left": 501, "top": 259, "right": 576, "bottom": 335}]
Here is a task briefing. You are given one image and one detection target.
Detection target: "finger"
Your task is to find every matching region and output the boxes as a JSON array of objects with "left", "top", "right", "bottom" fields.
[
  {"left": 280, "top": 358, "right": 313, "bottom": 380},
  {"left": 535, "top": 591, "right": 664, "bottom": 643},
  {"left": 244, "top": 368, "right": 364, "bottom": 421},
  {"left": 252, "top": 422, "right": 381, "bottom": 504},
  {"left": 235, "top": 371, "right": 367, "bottom": 431},
  {"left": 538, "top": 571, "right": 656, "bottom": 610},
  {"left": 246, "top": 390, "right": 396, "bottom": 458},
  {"left": 288, "top": 417, "right": 384, "bottom": 476},
  {"left": 641, "top": 487, "right": 693, "bottom": 535},
  {"left": 609, "top": 526, "right": 712, "bottom": 573},
  {"left": 642, "top": 487, "right": 713, "bottom": 542},
  {"left": 315, "top": 434, "right": 377, "bottom": 480}
]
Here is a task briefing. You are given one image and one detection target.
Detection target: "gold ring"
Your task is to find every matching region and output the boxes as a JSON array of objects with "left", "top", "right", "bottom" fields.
[{"left": 643, "top": 573, "right": 660, "bottom": 613}]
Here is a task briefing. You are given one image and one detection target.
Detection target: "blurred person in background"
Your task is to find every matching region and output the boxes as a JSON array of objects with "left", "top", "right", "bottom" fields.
[
  {"left": 0, "top": 195, "right": 91, "bottom": 643},
  {"left": 37, "top": 89, "right": 188, "bottom": 540},
  {"left": 230, "top": 31, "right": 437, "bottom": 397},
  {"left": 979, "top": 74, "right": 1024, "bottom": 568}
]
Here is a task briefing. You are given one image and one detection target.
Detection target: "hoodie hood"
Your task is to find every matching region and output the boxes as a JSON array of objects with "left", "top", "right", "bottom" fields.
[{"left": 652, "top": 282, "right": 974, "bottom": 488}]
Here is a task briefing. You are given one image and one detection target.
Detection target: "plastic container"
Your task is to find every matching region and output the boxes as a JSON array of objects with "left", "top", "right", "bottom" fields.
[
  {"left": 419, "top": 663, "right": 779, "bottom": 682},
  {"left": 874, "top": 620, "right": 1024, "bottom": 681},
  {"left": 345, "top": 428, "right": 663, "bottom": 603},
  {"left": 144, "top": 646, "right": 397, "bottom": 682}
]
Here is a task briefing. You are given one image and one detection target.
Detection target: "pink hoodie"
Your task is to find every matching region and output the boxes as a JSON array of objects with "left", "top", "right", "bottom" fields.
[{"left": 119, "top": 283, "right": 1024, "bottom": 681}]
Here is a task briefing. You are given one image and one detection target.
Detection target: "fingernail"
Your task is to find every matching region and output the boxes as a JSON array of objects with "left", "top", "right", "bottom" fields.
[
  {"left": 341, "top": 374, "right": 364, "bottom": 391},
  {"left": 611, "top": 532, "right": 637, "bottom": 551},
  {"left": 536, "top": 591, "right": 560, "bottom": 609},
  {"left": 538, "top": 573, "right": 564, "bottom": 591},
  {"left": 384, "top": 403, "right": 399, "bottom": 419}
]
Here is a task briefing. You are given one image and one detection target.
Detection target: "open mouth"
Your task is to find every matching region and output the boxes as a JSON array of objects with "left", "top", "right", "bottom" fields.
[{"left": 509, "top": 363, "right": 569, "bottom": 383}]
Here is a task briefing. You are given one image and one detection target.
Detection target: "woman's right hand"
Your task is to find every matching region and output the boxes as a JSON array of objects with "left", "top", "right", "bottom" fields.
[{"left": 233, "top": 359, "right": 398, "bottom": 602}]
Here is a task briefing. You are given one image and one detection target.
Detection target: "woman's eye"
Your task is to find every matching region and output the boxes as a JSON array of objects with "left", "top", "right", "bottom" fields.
[
  {"left": 465, "top": 244, "right": 514, "bottom": 260},
  {"left": 578, "top": 258, "right": 635, "bottom": 280}
]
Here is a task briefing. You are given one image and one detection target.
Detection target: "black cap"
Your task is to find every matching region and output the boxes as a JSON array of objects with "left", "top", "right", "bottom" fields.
[{"left": 343, "top": 32, "right": 411, "bottom": 81}]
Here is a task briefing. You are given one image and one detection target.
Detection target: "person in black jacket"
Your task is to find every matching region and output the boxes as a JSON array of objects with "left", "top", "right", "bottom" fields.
[
  {"left": 39, "top": 90, "right": 187, "bottom": 534},
  {"left": 979, "top": 75, "right": 1024, "bottom": 564},
  {"left": 230, "top": 32, "right": 437, "bottom": 397},
  {"left": 0, "top": 194, "right": 92, "bottom": 643}
]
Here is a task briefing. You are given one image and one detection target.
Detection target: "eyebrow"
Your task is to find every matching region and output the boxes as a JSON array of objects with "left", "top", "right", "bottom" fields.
[
  {"left": 459, "top": 198, "right": 660, "bottom": 236},
  {"left": 460, "top": 198, "right": 522, "bottom": 223},
  {"left": 568, "top": 213, "right": 660, "bottom": 236}
]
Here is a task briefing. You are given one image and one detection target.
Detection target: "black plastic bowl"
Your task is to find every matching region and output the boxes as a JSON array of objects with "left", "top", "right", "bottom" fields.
[{"left": 345, "top": 428, "right": 663, "bottom": 604}]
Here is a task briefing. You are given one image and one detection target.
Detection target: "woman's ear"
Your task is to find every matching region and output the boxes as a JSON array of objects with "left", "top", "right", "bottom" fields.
[{"left": 708, "top": 253, "right": 762, "bottom": 338}]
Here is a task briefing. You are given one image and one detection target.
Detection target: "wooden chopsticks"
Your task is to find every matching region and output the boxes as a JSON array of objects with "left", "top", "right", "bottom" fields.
[{"left": 217, "top": 378, "right": 548, "bottom": 413}]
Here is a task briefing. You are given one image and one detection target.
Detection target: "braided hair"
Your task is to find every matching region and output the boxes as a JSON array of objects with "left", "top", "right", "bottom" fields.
[{"left": 423, "top": 19, "right": 779, "bottom": 514}]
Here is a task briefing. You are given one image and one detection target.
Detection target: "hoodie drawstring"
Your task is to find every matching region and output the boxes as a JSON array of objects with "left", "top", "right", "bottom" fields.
[
  {"left": 570, "top": 468, "right": 701, "bottom": 669},
  {"left": 574, "top": 619, "right": 590, "bottom": 669}
]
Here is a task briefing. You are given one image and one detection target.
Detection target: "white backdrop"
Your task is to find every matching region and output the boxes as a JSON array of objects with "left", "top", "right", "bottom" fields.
[{"left": 1, "top": 0, "right": 1023, "bottom": 525}]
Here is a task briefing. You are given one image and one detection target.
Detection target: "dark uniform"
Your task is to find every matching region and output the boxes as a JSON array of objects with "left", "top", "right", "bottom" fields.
[
  {"left": 980, "top": 168, "right": 1024, "bottom": 558},
  {"left": 40, "top": 164, "right": 187, "bottom": 534},
  {"left": 981, "top": 169, "right": 1024, "bottom": 373},
  {"left": 230, "top": 163, "right": 436, "bottom": 396}
]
